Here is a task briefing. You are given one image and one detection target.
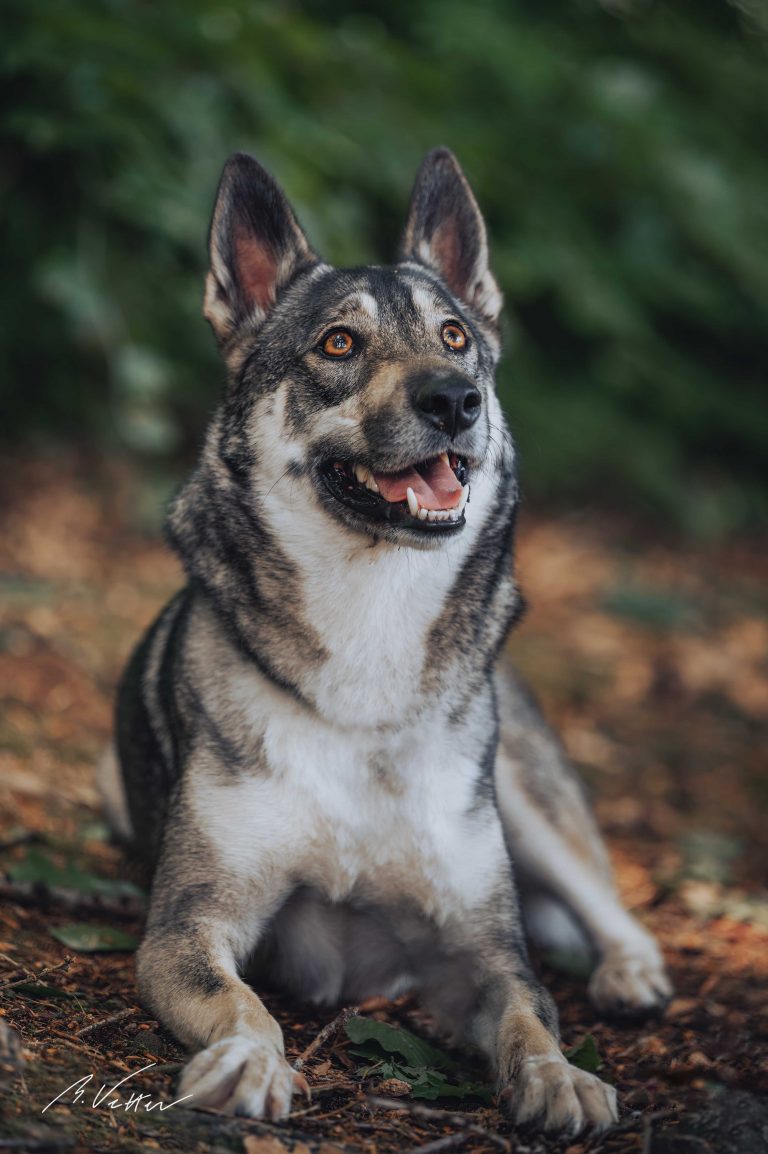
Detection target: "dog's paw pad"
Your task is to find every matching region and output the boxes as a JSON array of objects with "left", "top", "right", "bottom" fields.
[
  {"left": 178, "top": 1034, "right": 308, "bottom": 1120},
  {"left": 502, "top": 1055, "right": 618, "bottom": 1134},
  {"left": 588, "top": 952, "right": 673, "bottom": 1018}
]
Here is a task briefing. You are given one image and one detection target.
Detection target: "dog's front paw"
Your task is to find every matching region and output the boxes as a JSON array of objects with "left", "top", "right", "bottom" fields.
[
  {"left": 589, "top": 949, "right": 672, "bottom": 1019},
  {"left": 501, "top": 1054, "right": 618, "bottom": 1134},
  {"left": 178, "top": 1034, "right": 309, "bottom": 1120}
]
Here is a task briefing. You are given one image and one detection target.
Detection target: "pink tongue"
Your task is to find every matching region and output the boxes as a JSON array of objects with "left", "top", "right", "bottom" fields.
[{"left": 373, "top": 457, "right": 462, "bottom": 510}]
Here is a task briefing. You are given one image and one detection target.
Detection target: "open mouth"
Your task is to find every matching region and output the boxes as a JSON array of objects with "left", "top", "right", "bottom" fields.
[{"left": 320, "top": 452, "right": 470, "bottom": 532}]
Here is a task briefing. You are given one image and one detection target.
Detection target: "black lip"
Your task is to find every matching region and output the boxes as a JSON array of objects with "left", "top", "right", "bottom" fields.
[{"left": 319, "top": 459, "right": 467, "bottom": 533}]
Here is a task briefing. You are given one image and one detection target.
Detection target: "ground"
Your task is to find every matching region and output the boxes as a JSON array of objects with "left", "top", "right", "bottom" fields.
[{"left": 0, "top": 451, "right": 767, "bottom": 1154}]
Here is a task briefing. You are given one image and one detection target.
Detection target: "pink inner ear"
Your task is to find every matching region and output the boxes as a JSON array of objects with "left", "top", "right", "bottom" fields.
[
  {"left": 235, "top": 229, "right": 278, "bottom": 313},
  {"left": 432, "top": 219, "right": 468, "bottom": 299}
]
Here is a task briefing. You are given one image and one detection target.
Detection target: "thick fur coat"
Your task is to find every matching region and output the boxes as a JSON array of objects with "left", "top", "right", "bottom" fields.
[{"left": 101, "top": 149, "right": 671, "bottom": 1133}]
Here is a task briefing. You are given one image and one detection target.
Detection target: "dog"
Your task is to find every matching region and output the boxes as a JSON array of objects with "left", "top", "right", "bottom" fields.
[{"left": 99, "top": 148, "right": 671, "bottom": 1133}]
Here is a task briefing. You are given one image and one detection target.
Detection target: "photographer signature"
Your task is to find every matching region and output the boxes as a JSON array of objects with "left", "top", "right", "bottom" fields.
[{"left": 42, "top": 1060, "right": 192, "bottom": 1114}]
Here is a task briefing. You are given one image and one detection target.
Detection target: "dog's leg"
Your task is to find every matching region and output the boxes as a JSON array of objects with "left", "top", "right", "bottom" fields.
[
  {"left": 494, "top": 668, "right": 672, "bottom": 1016},
  {"left": 429, "top": 880, "right": 618, "bottom": 1134},
  {"left": 136, "top": 815, "right": 306, "bottom": 1120}
]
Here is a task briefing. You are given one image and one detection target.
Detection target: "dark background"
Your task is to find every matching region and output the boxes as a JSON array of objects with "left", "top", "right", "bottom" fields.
[{"left": 3, "top": 0, "right": 767, "bottom": 536}]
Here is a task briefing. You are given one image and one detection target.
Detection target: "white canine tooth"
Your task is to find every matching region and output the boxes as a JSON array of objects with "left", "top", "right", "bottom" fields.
[
  {"left": 418, "top": 507, "right": 428, "bottom": 521},
  {"left": 406, "top": 486, "right": 419, "bottom": 517},
  {"left": 366, "top": 475, "right": 379, "bottom": 494},
  {"left": 354, "top": 464, "right": 370, "bottom": 485},
  {"left": 439, "top": 452, "right": 450, "bottom": 466},
  {"left": 457, "top": 484, "right": 470, "bottom": 514}
]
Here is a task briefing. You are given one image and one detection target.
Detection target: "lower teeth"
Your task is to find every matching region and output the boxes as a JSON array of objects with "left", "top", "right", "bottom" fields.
[
  {"left": 417, "top": 483, "right": 470, "bottom": 525},
  {"left": 345, "top": 464, "right": 469, "bottom": 526}
]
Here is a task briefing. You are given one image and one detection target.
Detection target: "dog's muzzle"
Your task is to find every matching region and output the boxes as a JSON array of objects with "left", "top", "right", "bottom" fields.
[{"left": 413, "top": 372, "right": 482, "bottom": 440}]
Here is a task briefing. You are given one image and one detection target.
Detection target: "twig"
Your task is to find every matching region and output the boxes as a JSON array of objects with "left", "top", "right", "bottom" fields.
[
  {"left": 0, "top": 956, "right": 73, "bottom": 992},
  {"left": 40, "top": 1027, "right": 102, "bottom": 1055},
  {"left": 0, "top": 1138, "right": 75, "bottom": 1151},
  {"left": 76, "top": 1005, "right": 137, "bottom": 1038},
  {"left": 293, "top": 1004, "right": 359, "bottom": 1071},
  {"left": 310, "top": 1079, "right": 359, "bottom": 1096},
  {"left": 0, "top": 828, "right": 40, "bottom": 852},
  {"left": 147, "top": 1062, "right": 183, "bottom": 1075},
  {"left": 0, "top": 879, "right": 145, "bottom": 920},
  {"left": 401, "top": 1134, "right": 471, "bottom": 1154},
  {"left": 366, "top": 1096, "right": 510, "bottom": 1153}
]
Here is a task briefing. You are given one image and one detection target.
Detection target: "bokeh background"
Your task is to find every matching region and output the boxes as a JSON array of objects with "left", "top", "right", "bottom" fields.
[
  {"left": 3, "top": 0, "right": 767, "bottom": 534},
  {"left": 1, "top": 5, "right": 768, "bottom": 1152}
]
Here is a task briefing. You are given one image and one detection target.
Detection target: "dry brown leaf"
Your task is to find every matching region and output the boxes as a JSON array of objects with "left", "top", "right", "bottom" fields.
[{"left": 243, "top": 1137, "right": 291, "bottom": 1154}]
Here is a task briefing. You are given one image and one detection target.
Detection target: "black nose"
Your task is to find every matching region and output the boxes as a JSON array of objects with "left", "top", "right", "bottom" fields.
[{"left": 415, "top": 376, "right": 482, "bottom": 438}]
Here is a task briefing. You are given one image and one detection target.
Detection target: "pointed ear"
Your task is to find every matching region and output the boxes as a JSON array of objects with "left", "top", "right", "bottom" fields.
[
  {"left": 204, "top": 152, "right": 319, "bottom": 344},
  {"left": 399, "top": 148, "right": 502, "bottom": 326}
]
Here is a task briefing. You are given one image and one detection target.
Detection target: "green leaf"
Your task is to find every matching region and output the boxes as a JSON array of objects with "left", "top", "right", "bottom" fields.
[
  {"left": 9, "top": 849, "right": 145, "bottom": 899},
  {"left": 50, "top": 924, "right": 139, "bottom": 953},
  {"left": 345, "top": 1017, "right": 457, "bottom": 1071},
  {"left": 78, "top": 820, "right": 112, "bottom": 843},
  {"left": 565, "top": 1034, "right": 602, "bottom": 1073},
  {"left": 9, "top": 982, "right": 78, "bottom": 1000},
  {"left": 680, "top": 830, "right": 742, "bottom": 886},
  {"left": 346, "top": 1017, "right": 492, "bottom": 1102},
  {"left": 543, "top": 949, "right": 594, "bottom": 980},
  {"left": 407, "top": 1068, "right": 493, "bottom": 1103},
  {"left": 601, "top": 585, "right": 699, "bottom": 631}
]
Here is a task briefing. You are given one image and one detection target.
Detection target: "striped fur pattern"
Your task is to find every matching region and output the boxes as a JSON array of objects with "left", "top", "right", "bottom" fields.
[{"left": 104, "top": 149, "right": 670, "bottom": 1133}]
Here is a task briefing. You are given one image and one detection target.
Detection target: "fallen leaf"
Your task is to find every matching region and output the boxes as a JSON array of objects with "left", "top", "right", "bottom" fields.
[
  {"left": 49, "top": 924, "right": 139, "bottom": 952},
  {"left": 345, "top": 1016, "right": 457, "bottom": 1071},
  {"left": 243, "top": 1138, "right": 290, "bottom": 1154},
  {"left": 347, "top": 1018, "right": 492, "bottom": 1102},
  {"left": 9, "top": 982, "right": 77, "bottom": 1000},
  {"left": 378, "top": 1077, "right": 412, "bottom": 1096},
  {"left": 544, "top": 949, "right": 593, "bottom": 980},
  {"left": 9, "top": 848, "right": 145, "bottom": 898},
  {"left": 565, "top": 1034, "right": 602, "bottom": 1073}
]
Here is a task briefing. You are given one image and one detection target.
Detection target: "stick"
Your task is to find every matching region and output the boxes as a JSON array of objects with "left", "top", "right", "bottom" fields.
[
  {"left": 0, "top": 829, "right": 39, "bottom": 852},
  {"left": 76, "top": 1006, "right": 137, "bottom": 1038},
  {"left": 0, "top": 956, "right": 73, "bottom": 992},
  {"left": 293, "top": 1005, "right": 359, "bottom": 1071},
  {"left": 0, "top": 1138, "right": 75, "bottom": 1151},
  {"left": 401, "top": 1134, "right": 471, "bottom": 1154},
  {"left": 0, "top": 879, "right": 145, "bottom": 920},
  {"left": 366, "top": 1096, "right": 510, "bottom": 1153}
]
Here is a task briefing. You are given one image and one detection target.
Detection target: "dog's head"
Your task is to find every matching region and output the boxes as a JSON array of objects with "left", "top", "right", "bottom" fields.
[{"left": 203, "top": 148, "right": 508, "bottom": 550}]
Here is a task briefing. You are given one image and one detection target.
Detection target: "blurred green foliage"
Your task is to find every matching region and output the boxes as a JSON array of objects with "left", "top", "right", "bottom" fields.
[{"left": 2, "top": 0, "right": 767, "bottom": 535}]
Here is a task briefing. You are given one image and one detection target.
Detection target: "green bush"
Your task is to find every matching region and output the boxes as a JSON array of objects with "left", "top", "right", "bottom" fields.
[{"left": 3, "top": 0, "right": 767, "bottom": 534}]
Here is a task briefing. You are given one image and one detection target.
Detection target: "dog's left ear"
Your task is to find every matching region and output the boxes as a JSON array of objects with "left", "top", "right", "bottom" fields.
[
  {"left": 204, "top": 152, "right": 319, "bottom": 344},
  {"left": 399, "top": 148, "right": 502, "bottom": 326}
]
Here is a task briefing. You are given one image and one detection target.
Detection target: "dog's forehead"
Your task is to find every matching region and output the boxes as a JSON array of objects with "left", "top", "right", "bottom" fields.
[{"left": 293, "top": 266, "right": 456, "bottom": 332}]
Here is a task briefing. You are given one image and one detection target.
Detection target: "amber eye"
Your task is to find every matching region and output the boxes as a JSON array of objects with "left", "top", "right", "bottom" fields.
[
  {"left": 442, "top": 322, "right": 468, "bottom": 351},
  {"left": 321, "top": 330, "right": 354, "bottom": 358}
]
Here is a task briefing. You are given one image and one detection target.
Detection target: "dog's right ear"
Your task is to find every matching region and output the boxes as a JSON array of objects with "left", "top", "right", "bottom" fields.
[{"left": 204, "top": 152, "right": 318, "bottom": 344}]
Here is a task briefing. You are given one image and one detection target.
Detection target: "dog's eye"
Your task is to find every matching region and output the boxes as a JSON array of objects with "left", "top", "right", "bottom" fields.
[
  {"left": 442, "top": 323, "right": 468, "bottom": 351},
  {"left": 321, "top": 330, "right": 354, "bottom": 358}
]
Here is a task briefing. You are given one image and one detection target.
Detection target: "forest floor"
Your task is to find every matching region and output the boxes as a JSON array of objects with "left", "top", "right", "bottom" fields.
[{"left": 1, "top": 450, "right": 767, "bottom": 1154}]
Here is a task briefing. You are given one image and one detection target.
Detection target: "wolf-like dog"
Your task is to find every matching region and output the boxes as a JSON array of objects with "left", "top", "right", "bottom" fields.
[{"left": 100, "top": 149, "right": 671, "bottom": 1134}]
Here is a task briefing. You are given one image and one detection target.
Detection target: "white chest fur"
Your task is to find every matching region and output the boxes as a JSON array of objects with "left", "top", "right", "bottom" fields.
[
  {"left": 247, "top": 385, "right": 503, "bottom": 728},
  {"left": 190, "top": 698, "right": 505, "bottom": 922}
]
